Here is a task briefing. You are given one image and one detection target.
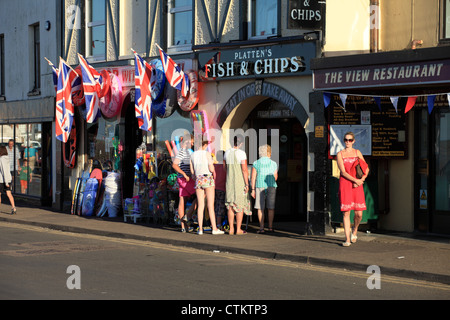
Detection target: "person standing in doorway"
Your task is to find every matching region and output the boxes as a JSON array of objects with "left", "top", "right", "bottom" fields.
[
  {"left": 224, "top": 136, "right": 251, "bottom": 235},
  {"left": 251, "top": 145, "right": 278, "bottom": 233},
  {"left": 213, "top": 150, "right": 226, "bottom": 230},
  {"left": 336, "top": 132, "right": 369, "bottom": 247},
  {"left": 0, "top": 146, "right": 17, "bottom": 214},
  {"left": 7, "top": 139, "right": 20, "bottom": 192}
]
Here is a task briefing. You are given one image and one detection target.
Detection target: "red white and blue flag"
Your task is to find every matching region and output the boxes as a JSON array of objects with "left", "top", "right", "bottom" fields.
[
  {"left": 45, "top": 57, "right": 59, "bottom": 93},
  {"left": 77, "top": 54, "right": 103, "bottom": 123},
  {"left": 55, "top": 58, "right": 76, "bottom": 143},
  {"left": 158, "top": 45, "right": 189, "bottom": 98},
  {"left": 133, "top": 50, "right": 153, "bottom": 132}
]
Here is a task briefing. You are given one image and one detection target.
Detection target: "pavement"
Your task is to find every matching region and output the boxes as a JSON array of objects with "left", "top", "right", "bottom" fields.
[{"left": 1, "top": 202, "right": 450, "bottom": 286}]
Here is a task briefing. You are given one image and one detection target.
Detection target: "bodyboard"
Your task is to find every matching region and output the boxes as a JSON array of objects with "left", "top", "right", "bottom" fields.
[
  {"left": 82, "top": 178, "right": 99, "bottom": 216},
  {"left": 77, "top": 170, "right": 91, "bottom": 216},
  {"left": 71, "top": 178, "right": 81, "bottom": 215}
]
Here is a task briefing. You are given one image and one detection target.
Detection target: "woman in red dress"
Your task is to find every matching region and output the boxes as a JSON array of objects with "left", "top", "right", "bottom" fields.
[{"left": 337, "top": 132, "right": 369, "bottom": 247}]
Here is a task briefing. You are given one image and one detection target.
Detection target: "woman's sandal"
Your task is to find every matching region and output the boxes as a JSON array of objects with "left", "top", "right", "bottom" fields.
[
  {"left": 257, "top": 229, "right": 265, "bottom": 234},
  {"left": 342, "top": 242, "right": 351, "bottom": 247},
  {"left": 11, "top": 207, "right": 17, "bottom": 215}
]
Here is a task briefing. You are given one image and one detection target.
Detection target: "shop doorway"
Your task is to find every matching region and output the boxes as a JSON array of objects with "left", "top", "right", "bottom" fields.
[
  {"left": 245, "top": 98, "right": 307, "bottom": 221},
  {"left": 121, "top": 93, "right": 143, "bottom": 199}
]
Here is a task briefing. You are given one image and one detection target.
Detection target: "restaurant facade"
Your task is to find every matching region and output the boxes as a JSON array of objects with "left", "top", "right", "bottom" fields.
[{"left": 311, "top": 46, "right": 450, "bottom": 235}]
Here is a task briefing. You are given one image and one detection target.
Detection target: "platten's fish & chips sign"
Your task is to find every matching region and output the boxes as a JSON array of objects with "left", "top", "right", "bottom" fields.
[{"left": 198, "top": 42, "right": 315, "bottom": 81}]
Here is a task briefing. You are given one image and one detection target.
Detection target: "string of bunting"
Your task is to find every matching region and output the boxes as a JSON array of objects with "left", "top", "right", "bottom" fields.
[{"left": 322, "top": 91, "right": 450, "bottom": 114}]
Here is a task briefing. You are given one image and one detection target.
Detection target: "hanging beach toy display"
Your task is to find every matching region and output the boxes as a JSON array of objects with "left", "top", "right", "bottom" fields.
[
  {"left": 149, "top": 59, "right": 165, "bottom": 101},
  {"left": 177, "top": 70, "right": 199, "bottom": 111},
  {"left": 72, "top": 66, "right": 85, "bottom": 107},
  {"left": 100, "top": 72, "right": 123, "bottom": 119},
  {"left": 152, "top": 81, "right": 177, "bottom": 118}
]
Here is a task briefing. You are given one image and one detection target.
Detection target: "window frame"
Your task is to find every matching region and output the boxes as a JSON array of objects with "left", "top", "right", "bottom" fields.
[
  {"left": 167, "top": 0, "right": 193, "bottom": 53},
  {"left": 247, "top": 0, "right": 279, "bottom": 40},
  {"left": 86, "top": 0, "right": 107, "bottom": 61},
  {"left": 32, "top": 24, "right": 41, "bottom": 92}
]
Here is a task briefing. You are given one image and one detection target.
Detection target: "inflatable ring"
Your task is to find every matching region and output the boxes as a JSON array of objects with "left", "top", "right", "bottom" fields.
[
  {"left": 63, "top": 116, "right": 77, "bottom": 168},
  {"left": 99, "top": 70, "right": 111, "bottom": 98},
  {"left": 152, "top": 80, "right": 177, "bottom": 118},
  {"left": 177, "top": 70, "right": 199, "bottom": 111},
  {"left": 72, "top": 66, "right": 85, "bottom": 107},
  {"left": 149, "top": 59, "right": 165, "bottom": 101},
  {"left": 100, "top": 73, "right": 123, "bottom": 119}
]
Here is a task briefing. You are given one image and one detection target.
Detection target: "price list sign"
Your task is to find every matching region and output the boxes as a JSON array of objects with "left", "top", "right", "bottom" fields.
[{"left": 327, "top": 95, "right": 408, "bottom": 158}]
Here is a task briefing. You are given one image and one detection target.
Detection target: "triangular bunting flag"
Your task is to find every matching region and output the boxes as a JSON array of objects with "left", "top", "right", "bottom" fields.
[
  {"left": 390, "top": 97, "right": 399, "bottom": 113},
  {"left": 427, "top": 95, "right": 436, "bottom": 114},
  {"left": 373, "top": 97, "right": 381, "bottom": 111},
  {"left": 339, "top": 94, "right": 347, "bottom": 108},
  {"left": 405, "top": 96, "right": 417, "bottom": 113},
  {"left": 323, "top": 92, "right": 331, "bottom": 108}
]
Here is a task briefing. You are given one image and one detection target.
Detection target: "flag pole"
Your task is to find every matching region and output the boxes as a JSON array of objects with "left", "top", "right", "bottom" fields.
[{"left": 44, "top": 57, "right": 54, "bottom": 66}]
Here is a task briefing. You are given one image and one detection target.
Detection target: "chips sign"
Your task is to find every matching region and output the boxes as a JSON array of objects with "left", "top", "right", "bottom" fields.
[{"left": 288, "top": 0, "right": 326, "bottom": 30}]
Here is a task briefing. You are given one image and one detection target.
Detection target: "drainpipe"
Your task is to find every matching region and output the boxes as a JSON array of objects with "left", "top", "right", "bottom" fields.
[{"left": 370, "top": 0, "right": 379, "bottom": 53}]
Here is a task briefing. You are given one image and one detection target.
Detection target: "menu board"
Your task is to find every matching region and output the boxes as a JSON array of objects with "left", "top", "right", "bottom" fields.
[{"left": 327, "top": 95, "right": 408, "bottom": 158}]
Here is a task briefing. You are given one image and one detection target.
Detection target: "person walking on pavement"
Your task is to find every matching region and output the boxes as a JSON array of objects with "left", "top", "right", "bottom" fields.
[
  {"left": 224, "top": 135, "right": 251, "bottom": 235},
  {"left": 172, "top": 133, "right": 197, "bottom": 233},
  {"left": 0, "top": 146, "right": 17, "bottom": 214},
  {"left": 251, "top": 144, "right": 278, "bottom": 233},
  {"left": 190, "top": 136, "right": 224, "bottom": 235},
  {"left": 336, "top": 132, "right": 369, "bottom": 247}
]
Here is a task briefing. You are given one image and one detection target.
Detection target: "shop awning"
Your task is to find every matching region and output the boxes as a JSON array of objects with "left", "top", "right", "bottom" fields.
[{"left": 0, "top": 96, "right": 55, "bottom": 124}]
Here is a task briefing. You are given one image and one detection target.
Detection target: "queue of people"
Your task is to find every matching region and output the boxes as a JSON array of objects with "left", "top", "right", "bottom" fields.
[{"left": 172, "top": 133, "right": 279, "bottom": 235}]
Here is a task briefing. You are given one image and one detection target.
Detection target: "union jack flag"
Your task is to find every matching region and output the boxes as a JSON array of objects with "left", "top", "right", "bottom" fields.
[
  {"left": 133, "top": 50, "right": 153, "bottom": 132},
  {"left": 55, "top": 59, "right": 76, "bottom": 143},
  {"left": 45, "top": 57, "right": 59, "bottom": 92},
  {"left": 77, "top": 54, "right": 103, "bottom": 123},
  {"left": 158, "top": 46, "right": 189, "bottom": 98},
  {"left": 46, "top": 57, "right": 83, "bottom": 104}
]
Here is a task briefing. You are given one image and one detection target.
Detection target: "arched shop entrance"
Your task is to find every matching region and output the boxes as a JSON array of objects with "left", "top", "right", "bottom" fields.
[{"left": 217, "top": 81, "right": 309, "bottom": 221}]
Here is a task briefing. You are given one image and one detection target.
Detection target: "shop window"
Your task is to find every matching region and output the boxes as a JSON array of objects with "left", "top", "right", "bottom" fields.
[
  {"left": 435, "top": 111, "right": 450, "bottom": 212},
  {"left": 16, "top": 124, "right": 42, "bottom": 197},
  {"left": 0, "top": 124, "right": 42, "bottom": 196},
  {"left": 86, "top": 0, "right": 106, "bottom": 60},
  {"left": 168, "top": 0, "right": 193, "bottom": 53},
  {"left": 155, "top": 109, "right": 191, "bottom": 159},
  {"left": 248, "top": 0, "right": 278, "bottom": 39}
]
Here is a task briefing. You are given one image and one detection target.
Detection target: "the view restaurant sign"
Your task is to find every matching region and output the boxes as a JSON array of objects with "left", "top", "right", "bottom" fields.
[
  {"left": 313, "top": 59, "right": 450, "bottom": 90},
  {"left": 198, "top": 42, "right": 316, "bottom": 82}
]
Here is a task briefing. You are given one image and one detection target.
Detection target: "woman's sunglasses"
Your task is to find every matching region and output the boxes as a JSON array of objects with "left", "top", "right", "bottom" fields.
[{"left": 344, "top": 138, "right": 354, "bottom": 142}]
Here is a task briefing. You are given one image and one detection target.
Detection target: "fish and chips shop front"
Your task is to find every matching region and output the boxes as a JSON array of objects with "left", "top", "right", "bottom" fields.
[{"left": 311, "top": 46, "right": 450, "bottom": 235}]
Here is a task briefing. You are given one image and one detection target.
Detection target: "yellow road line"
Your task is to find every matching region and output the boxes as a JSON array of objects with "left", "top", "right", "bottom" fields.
[{"left": 2, "top": 221, "right": 450, "bottom": 292}]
